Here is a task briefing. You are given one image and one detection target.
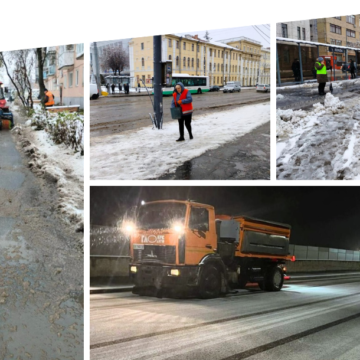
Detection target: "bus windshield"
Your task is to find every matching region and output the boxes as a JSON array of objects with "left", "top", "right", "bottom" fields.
[{"left": 137, "top": 203, "right": 186, "bottom": 230}]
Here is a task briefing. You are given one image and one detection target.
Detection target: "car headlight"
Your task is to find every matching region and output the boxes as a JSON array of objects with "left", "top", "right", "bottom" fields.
[
  {"left": 130, "top": 266, "right": 137, "bottom": 273},
  {"left": 170, "top": 269, "right": 180, "bottom": 276}
]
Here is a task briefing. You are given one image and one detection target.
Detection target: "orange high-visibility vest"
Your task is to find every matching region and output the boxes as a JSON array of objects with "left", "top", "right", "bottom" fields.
[
  {"left": 45, "top": 91, "right": 55, "bottom": 106},
  {"left": 173, "top": 88, "right": 193, "bottom": 115}
]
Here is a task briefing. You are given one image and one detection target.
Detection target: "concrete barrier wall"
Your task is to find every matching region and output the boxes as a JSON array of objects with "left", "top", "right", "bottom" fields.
[
  {"left": 90, "top": 256, "right": 130, "bottom": 277},
  {"left": 287, "top": 260, "right": 360, "bottom": 273}
]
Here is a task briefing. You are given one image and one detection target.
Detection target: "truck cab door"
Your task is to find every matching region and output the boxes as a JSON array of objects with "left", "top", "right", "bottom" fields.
[{"left": 185, "top": 206, "right": 212, "bottom": 265}]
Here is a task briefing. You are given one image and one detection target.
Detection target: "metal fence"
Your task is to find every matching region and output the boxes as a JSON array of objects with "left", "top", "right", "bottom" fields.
[{"left": 289, "top": 245, "right": 360, "bottom": 262}]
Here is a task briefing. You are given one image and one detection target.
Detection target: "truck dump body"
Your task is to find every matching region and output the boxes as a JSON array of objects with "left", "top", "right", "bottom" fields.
[{"left": 236, "top": 216, "right": 291, "bottom": 259}]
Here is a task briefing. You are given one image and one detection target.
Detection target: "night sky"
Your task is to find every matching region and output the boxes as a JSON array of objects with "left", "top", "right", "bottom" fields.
[{"left": 90, "top": 186, "right": 360, "bottom": 251}]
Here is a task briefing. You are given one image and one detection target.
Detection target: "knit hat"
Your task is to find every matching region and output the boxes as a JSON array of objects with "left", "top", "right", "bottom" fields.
[{"left": 318, "top": 57, "right": 324, "bottom": 61}]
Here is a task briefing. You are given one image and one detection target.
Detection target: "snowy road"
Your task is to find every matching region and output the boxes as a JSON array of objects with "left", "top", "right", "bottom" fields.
[
  {"left": 90, "top": 102, "right": 270, "bottom": 180},
  {"left": 90, "top": 273, "right": 360, "bottom": 360},
  {"left": 277, "top": 80, "right": 360, "bottom": 180},
  {"left": 90, "top": 89, "right": 270, "bottom": 137},
  {"left": 0, "top": 112, "right": 83, "bottom": 358}
]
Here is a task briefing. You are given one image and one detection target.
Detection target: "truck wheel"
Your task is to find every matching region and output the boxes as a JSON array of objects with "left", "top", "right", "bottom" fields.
[
  {"left": 264, "top": 267, "right": 283, "bottom": 291},
  {"left": 199, "top": 266, "right": 221, "bottom": 299},
  {"left": 258, "top": 281, "right": 265, "bottom": 290}
]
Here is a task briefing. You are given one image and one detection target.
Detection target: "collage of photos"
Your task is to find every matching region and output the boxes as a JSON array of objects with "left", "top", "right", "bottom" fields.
[{"left": 1, "top": 6, "right": 360, "bottom": 360}]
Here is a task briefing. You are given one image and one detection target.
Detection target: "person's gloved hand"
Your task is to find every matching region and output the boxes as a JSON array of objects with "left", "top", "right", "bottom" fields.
[{"left": 177, "top": 100, "right": 182, "bottom": 105}]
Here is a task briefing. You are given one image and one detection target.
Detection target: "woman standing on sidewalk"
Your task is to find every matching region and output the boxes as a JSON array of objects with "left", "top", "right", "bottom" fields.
[{"left": 171, "top": 82, "right": 194, "bottom": 142}]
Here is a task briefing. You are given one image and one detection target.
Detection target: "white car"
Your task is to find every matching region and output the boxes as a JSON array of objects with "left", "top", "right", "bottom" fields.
[
  {"left": 90, "top": 83, "right": 99, "bottom": 100},
  {"left": 256, "top": 84, "right": 270, "bottom": 92}
]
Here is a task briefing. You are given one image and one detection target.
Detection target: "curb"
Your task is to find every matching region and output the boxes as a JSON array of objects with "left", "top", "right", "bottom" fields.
[{"left": 90, "top": 286, "right": 133, "bottom": 294}]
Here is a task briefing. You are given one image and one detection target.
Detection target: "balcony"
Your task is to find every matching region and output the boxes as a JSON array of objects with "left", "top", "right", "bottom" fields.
[
  {"left": 43, "top": 65, "right": 56, "bottom": 79},
  {"left": 76, "top": 43, "right": 84, "bottom": 59},
  {"left": 58, "top": 50, "right": 74, "bottom": 69}
]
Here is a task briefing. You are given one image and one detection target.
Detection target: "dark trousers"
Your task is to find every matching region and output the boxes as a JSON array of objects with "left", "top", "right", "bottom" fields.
[
  {"left": 318, "top": 83, "right": 326, "bottom": 95},
  {"left": 351, "top": 71, "right": 355, "bottom": 79},
  {"left": 178, "top": 113, "right": 192, "bottom": 139}
]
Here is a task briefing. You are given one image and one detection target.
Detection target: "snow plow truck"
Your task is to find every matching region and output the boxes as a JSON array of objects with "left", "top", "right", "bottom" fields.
[
  {"left": 0, "top": 81, "right": 14, "bottom": 130},
  {"left": 128, "top": 200, "right": 294, "bottom": 298}
]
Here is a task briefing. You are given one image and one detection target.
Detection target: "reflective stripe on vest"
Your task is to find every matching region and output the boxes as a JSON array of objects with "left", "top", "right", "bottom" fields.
[
  {"left": 173, "top": 88, "right": 193, "bottom": 115},
  {"left": 45, "top": 91, "right": 55, "bottom": 106},
  {"left": 316, "top": 62, "right": 327, "bottom": 75}
]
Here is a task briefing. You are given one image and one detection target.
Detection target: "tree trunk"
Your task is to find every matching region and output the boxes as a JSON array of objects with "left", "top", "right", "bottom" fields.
[{"left": 36, "top": 48, "right": 46, "bottom": 107}]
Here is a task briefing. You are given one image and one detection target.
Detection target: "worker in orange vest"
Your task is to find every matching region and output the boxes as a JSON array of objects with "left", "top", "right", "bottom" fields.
[
  {"left": 171, "top": 82, "right": 193, "bottom": 141},
  {"left": 44, "top": 88, "right": 55, "bottom": 107}
]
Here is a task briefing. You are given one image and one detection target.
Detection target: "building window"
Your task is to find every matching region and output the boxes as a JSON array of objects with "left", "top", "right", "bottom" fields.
[
  {"left": 141, "top": 43, "right": 144, "bottom": 50},
  {"left": 169, "top": 55, "right": 172, "bottom": 60},
  {"left": 281, "top": 23, "right": 288, "bottom": 38},
  {"left": 226, "top": 52, "right": 228, "bottom": 59},
  {"left": 330, "top": 24, "right": 342, "bottom": 34},
  {"left": 191, "top": 58, "right": 194, "bottom": 68},
  {"left": 69, "top": 72, "right": 73, "bottom": 87},
  {"left": 218, "top": 50, "right": 220, "bottom": 57},
  {"left": 183, "top": 57, "right": 186, "bottom": 67},
  {"left": 75, "top": 70, "right": 79, "bottom": 86},
  {"left": 183, "top": 42, "right": 186, "bottom": 50},
  {"left": 214, "top": 51, "right": 216, "bottom": 58},
  {"left": 176, "top": 41, "right": 179, "bottom": 49},
  {"left": 168, "top": 39, "right": 172, "bottom": 47},
  {"left": 141, "top": 58, "right": 145, "bottom": 67},
  {"left": 209, "top": 63, "right": 212, "bottom": 71},
  {"left": 188, "top": 57, "right": 190, "bottom": 67},
  {"left": 297, "top": 27, "right": 301, "bottom": 39},
  {"left": 192, "top": 44, "right": 194, "bottom": 51},
  {"left": 142, "top": 75, "right": 145, "bottom": 83},
  {"left": 217, "top": 76, "right": 219, "bottom": 84},
  {"left": 302, "top": 28, "right": 306, "bottom": 40},
  {"left": 347, "top": 15, "right": 355, "bottom": 25},
  {"left": 210, "top": 49, "right": 212, "bottom": 56},
  {"left": 197, "top": 58, "right": 199, "bottom": 68},
  {"left": 221, "top": 64, "right": 224, "bottom": 71},
  {"left": 197, "top": 44, "right": 200, "bottom": 52},
  {"left": 336, "top": 40, "right": 342, "bottom": 46},
  {"left": 64, "top": 75, "right": 67, "bottom": 88},
  {"left": 226, "top": 64, "right": 228, "bottom": 72},
  {"left": 176, "top": 56, "right": 179, "bottom": 66},
  {"left": 347, "top": 29, "right": 356, "bottom": 38},
  {"left": 214, "top": 63, "right": 216, "bottom": 71},
  {"left": 334, "top": 16, "right": 341, "bottom": 20}
]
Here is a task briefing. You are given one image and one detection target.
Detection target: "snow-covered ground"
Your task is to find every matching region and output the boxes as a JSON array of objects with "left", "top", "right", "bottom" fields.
[
  {"left": 277, "top": 93, "right": 360, "bottom": 180},
  {"left": 12, "top": 117, "right": 84, "bottom": 231},
  {"left": 278, "top": 78, "right": 360, "bottom": 91},
  {"left": 90, "top": 103, "right": 270, "bottom": 180}
]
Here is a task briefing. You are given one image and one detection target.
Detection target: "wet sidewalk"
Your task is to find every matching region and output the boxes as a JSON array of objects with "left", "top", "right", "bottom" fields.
[{"left": 156, "top": 122, "right": 270, "bottom": 180}]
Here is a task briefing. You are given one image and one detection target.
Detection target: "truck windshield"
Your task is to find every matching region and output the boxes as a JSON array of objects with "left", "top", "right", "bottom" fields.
[{"left": 138, "top": 203, "right": 186, "bottom": 230}]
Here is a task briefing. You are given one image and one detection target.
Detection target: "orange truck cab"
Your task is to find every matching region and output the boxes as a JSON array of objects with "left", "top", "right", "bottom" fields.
[{"left": 128, "top": 200, "right": 294, "bottom": 298}]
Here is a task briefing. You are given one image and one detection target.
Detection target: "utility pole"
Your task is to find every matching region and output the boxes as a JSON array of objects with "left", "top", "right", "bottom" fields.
[
  {"left": 93, "top": 42, "right": 102, "bottom": 97},
  {"left": 153, "top": 35, "right": 163, "bottom": 129}
]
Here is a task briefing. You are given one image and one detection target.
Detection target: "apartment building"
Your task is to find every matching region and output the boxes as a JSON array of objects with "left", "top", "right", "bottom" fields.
[
  {"left": 129, "top": 34, "right": 269, "bottom": 87},
  {"left": 43, "top": 43, "right": 84, "bottom": 108},
  {"left": 277, "top": 20, "right": 311, "bottom": 41},
  {"left": 310, "top": 15, "right": 360, "bottom": 62}
]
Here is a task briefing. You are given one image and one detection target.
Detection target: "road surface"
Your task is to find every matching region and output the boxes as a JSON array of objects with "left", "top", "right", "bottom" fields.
[
  {"left": 0, "top": 111, "right": 83, "bottom": 359},
  {"left": 276, "top": 78, "right": 360, "bottom": 110},
  {"left": 90, "top": 89, "right": 270, "bottom": 137},
  {"left": 90, "top": 272, "right": 360, "bottom": 360}
]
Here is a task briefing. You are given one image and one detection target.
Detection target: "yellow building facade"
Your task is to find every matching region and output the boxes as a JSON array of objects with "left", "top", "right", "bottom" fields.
[{"left": 129, "top": 34, "right": 270, "bottom": 87}]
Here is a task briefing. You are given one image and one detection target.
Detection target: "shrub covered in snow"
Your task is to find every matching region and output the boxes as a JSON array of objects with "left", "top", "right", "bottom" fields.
[{"left": 30, "top": 109, "right": 84, "bottom": 154}]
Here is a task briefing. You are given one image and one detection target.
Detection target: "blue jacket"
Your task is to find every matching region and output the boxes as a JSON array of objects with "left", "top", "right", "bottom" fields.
[{"left": 171, "top": 82, "right": 193, "bottom": 113}]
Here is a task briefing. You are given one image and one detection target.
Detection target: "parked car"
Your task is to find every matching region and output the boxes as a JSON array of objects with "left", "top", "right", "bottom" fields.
[
  {"left": 223, "top": 81, "right": 241, "bottom": 93},
  {"left": 256, "top": 84, "right": 270, "bottom": 92},
  {"left": 90, "top": 83, "right": 99, "bottom": 100},
  {"left": 209, "top": 85, "right": 220, "bottom": 92}
]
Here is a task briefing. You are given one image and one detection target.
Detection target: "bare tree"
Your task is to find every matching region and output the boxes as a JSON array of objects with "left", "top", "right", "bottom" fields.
[
  {"left": 0, "top": 50, "right": 35, "bottom": 109},
  {"left": 100, "top": 44, "right": 129, "bottom": 75},
  {"left": 204, "top": 31, "right": 212, "bottom": 41}
]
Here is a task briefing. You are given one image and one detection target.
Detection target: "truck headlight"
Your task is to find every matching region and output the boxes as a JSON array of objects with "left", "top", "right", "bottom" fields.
[
  {"left": 170, "top": 269, "right": 180, "bottom": 276},
  {"left": 130, "top": 266, "right": 137, "bottom": 273}
]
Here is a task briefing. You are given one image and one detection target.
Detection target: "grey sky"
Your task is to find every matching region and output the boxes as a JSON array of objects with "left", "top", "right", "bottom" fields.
[{"left": 178, "top": 25, "right": 270, "bottom": 47}]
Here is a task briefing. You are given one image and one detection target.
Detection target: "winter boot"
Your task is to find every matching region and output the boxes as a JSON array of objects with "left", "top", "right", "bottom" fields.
[{"left": 176, "top": 138, "right": 185, "bottom": 142}]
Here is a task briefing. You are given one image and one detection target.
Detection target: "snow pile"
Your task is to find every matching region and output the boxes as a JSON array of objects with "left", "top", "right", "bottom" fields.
[
  {"left": 90, "top": 102, "right": 270, "bottom": 180},
  {"left": 277, "top": 96, "right": 360, "bottom": 180},
  {"left": 31, "top": 109, "right": 84, "bottom": 154},
  {"left": 12, "top": 125, "right": 84, "bottom": 232},
  {"left": 276, "top": 94, "right": 284, "bottom": 99}
]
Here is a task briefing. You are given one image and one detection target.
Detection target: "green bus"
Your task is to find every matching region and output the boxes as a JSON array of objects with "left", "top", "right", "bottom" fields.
[{"left": 162, "top": 74, "right": 209, "bottom": 95}]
